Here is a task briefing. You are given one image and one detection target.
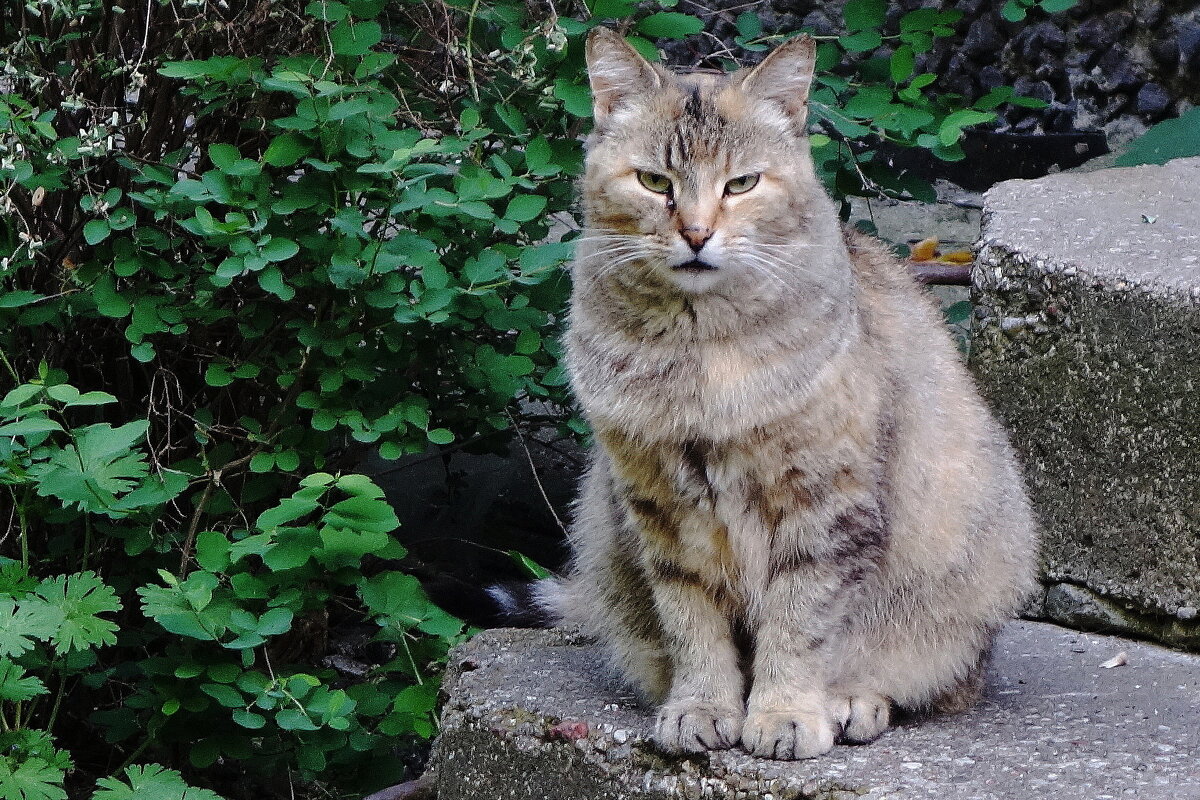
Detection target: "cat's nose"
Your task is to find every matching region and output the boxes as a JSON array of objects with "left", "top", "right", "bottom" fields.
[{"left": 680, "top": 226, "right": 713, "bottom": 252}]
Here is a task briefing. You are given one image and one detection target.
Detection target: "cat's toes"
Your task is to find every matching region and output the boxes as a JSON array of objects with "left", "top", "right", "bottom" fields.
[
  {"left": 837, "top": 692, "right": 891, "bottom": 744},
  {"left": 740, "top": 709, "right": 835, "bottom": 760},
  {"left": 654, "top": 702, "right": 743, "bottom": 753}
]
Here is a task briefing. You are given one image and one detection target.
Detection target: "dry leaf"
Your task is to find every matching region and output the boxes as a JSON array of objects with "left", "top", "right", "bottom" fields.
[
  {"left": 1099, "top": 651, "right": 1128, "bottom": 669},
  {"left": 909, "top": 236, "right": 939, "bottom": 262},
  {"left": 939, "top": 250, "right": 974, "bottom": 264}
]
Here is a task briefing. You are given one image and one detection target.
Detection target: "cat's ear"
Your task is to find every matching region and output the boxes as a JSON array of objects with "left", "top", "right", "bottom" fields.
[
  {"left": 739, "top": 34, "right": 818, "bottom": 132},
  {"left": 586, "top": 28, "right": 662, "bottom": 127}
]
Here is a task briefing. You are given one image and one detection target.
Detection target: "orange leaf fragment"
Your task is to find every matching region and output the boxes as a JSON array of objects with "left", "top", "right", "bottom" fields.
[
  {"left": 939, "top": 250, "right": 974, "bottom": 264},
  {"left": 909, "top": 237, "right": 939, "bottom": 262}
]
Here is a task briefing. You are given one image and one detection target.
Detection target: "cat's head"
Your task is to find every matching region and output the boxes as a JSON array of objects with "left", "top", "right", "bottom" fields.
[{"left": 577, "top": 28, "right": 843, "bottom": 300}]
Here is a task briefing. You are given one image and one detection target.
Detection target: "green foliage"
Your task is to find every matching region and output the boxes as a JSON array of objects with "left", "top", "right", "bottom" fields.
[
  {"left": 1114, "top": 107, "right": 1200, "bottom": 166},
  {"left": 1001, "top": 0, "right": 1079, "bottom": 23},
  {"left": 0, "top": 0, "right": 1062, "bottom": 796}
]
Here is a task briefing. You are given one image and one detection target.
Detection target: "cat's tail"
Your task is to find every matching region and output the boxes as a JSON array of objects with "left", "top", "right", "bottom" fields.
[
  {"left": 423, "top": 574, "right": 568, "bottom": 628},
  {"left": 484, "top": 578, "right": 568, "bottom": 628}
]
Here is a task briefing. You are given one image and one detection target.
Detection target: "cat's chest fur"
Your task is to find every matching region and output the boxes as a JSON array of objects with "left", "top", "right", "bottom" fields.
[
  {"left": 588, "top": 339, "right": 884, "bottom": 602},
  {"left": 566, "top": 311, "right": 859, "bottom": 444}
]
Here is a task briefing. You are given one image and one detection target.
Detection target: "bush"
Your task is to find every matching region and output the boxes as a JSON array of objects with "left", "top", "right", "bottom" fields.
[{"left": 0, "top": 1, "right": 1049, "bottom": 796}]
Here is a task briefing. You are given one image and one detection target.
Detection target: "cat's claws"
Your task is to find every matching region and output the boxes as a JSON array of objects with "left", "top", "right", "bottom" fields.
[
  {"left": 654, "top": 702, "right": 744, "bottom": 753},
  {"left": 836, "top": 692, "right": 891, "bottom": 744},
  {"left": 740, "top": 709, "right": 834, "bottom": 760}
]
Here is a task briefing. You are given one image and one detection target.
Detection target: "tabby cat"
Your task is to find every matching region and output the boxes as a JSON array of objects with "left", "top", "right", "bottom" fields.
[{"left": 550, "top": 28, "right": 1038, "bottom": 760}]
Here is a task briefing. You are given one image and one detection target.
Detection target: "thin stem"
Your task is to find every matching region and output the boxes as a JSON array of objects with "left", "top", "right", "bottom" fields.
[{"left": 464, "top": 0, "right": 482, "bottom": 103}]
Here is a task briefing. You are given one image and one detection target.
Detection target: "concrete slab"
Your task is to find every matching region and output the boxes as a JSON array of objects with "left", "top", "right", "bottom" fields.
[
  {"left": 431, "top": 621, "right": 1200, "bottom": 799},
  {"left": 970, "top": 157, "right": 1200, "bottom": 629}
]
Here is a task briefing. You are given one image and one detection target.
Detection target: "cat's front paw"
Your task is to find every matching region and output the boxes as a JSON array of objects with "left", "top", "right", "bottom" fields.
[
  {"left": 654, "top": 701, "right": 743, "bottom": 753},
  {"left": 740, "top": 709, "right": 835, "bottom": 760}
]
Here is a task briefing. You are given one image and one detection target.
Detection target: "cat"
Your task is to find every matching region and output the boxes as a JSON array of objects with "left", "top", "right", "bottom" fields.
[{"left": 543, "top": 27, "right": 1039, "bottom": 760}]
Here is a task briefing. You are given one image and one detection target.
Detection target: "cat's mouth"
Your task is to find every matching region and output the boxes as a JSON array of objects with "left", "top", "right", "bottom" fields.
[{"left": 672, "top": 259, "right": 717, "bottom": 274}]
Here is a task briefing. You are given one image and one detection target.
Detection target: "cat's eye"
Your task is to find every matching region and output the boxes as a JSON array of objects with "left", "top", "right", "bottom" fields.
[
  {"left": 725, "top": 174, "right": 760, "bottom": 195},
  {"left": 637, "top": 171, "right": 673, "bottom": 194}
]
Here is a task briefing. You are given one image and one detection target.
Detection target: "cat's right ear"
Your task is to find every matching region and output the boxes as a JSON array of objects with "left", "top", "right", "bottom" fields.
[
  {"left": 585, "top": 28, "right": 662, "bottom": 128},
  {"left": 739, "top": 34, "right": 818, "bottom": 134}
]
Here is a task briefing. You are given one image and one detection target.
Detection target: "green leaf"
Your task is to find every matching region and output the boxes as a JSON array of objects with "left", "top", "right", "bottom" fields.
[
  {"left": 92, "top": 275, "right": 131, "bottom": 318},
  {"left": 83, "top": 219, "right": 111, "bottom": 245},
  {"left": 329, "top": 19, "right": 382, "bottom": 56},
  {"left": 1039, "top": 0, "right": 1077, "bottom": 11},
  {"left": 325, "top": 495, "right": 399, "bottom": 534},
  {"left": 232, "top": 708, "right": 267, "bottom": 729},
  {"left": 503, "top": 194, "right": 547, "bottom": 222},
  {"left": 201, "top": 682, "right": 244, "bottom": 707},
  {"left": 28, "top": 421, "right": 151, "bottom": 516},
  {"left": 0, "top": 418, "right": 63, "bottom": 437},
  {"left": 260, "top": 237, "right": 300, "bottom": 262},
  {"left": 637, "top": 12, "right": 704, "bottom": 38},
  {"left": 0, "top": 598, "right": 64, "bottom": 658},
  {"left": 427, "top": 428, "right": 453, "bottom": 445},
  {"left": 0, "top": 658, "right": 48, "bottom": 702},
  {"left": 890, "top": 46, "right": 915, "bottom": 83},
  {"left": 257, "top": 266, "right": 296, "bottom": 300},
  {"left": 843, "top": 0, "right": 886, "bottom": 31},
  {"left": 937, "top": 109, "right": 996, "bottom": 146},
  {"left": 93, "top": 764, "right": 225, "bottom": 800},
  {"left": 263, "top": 133, "right": 311, "bottom": 167},
  {"left": 839, "top": 30, "right": 883, "bottom": 52},
  {"left": 34, "top": 572, "right": 121, "bottom": 654},
  {"left": 553, "top": 80, "right": 592, "bottom": 118},
  {"left": 0, "top": 755, "right": 66, "bottom": 800},
  {"left": 1115, "top": 107, "right": 1200, "bottom": 167},
  {"left": 1, "top": 385, "right": 42, "bottom": 408},
  {"left": 1001, "top": 0, "right": 1027, "bottom": 22},
  {"left": 507, "top": 550, "right": 551, "bottom": 580},
  {"left": 0, "top": 291, "right": 43, "bottom": 308},
  {"left": 276, "top": 708, "right": 319, "bottom": 731}
]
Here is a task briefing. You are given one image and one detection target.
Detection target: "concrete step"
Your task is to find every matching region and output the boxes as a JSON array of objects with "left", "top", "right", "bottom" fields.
[
  {"left": 970, "top": 156, "right": 1200, "bottom": 647},
  {"left": 430, "top": 621, "right": 1200, "bottom": 799}
]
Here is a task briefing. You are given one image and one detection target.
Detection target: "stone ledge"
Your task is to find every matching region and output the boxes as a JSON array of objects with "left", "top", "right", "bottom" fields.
[
  {"left": 970, "top": 157, "right": 1200, "bottom": 621},
  {"left": 429, "top": 622, "right": 1200, "bottom": 799}
]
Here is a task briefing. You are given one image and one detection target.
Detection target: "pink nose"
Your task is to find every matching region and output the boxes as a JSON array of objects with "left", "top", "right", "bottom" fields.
[{"left": 680, "top": 226, "right": 712, "bottom": 252}]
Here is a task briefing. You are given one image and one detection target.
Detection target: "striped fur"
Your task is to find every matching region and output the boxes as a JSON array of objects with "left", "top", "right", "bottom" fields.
[{"left": 555, "top": 29, "right": 1038, "bottom": 760}]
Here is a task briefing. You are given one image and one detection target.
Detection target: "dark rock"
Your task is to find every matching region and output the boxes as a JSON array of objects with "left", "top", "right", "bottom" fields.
[
  {"left": 1134, "top": 0, "right": 1165, "bottom": 28},
  {"left": 1136, "top": 82, "right": 1172, "bottom": 116},
  {"left": 1013, "top": 115, "right": 1040, "bottom": 132},
  {"left": 979, "top": 65, "right": 1007, "bottom": 91},
  {"left": 1013, "top": 76, "right": 1056, "bottom": 104},
  {"left": 963, "top": 18, "right": 1004, "bottom": 59},
  {"left": 1095, "top": 45, "right": 1146, "bottom": 92},
  {"left": 1075, "top": 10, "right": 1133, "bottom": 51},
  {"left": 1151, "top": 33, "right": 1179, "bottom": 66},
  {"left": 1016, "top": 21, "right": 1068, "bottom": 60},
  {"left": 1179, "top": 20, "right": 1200, "bottom": 68},
  {"left": 799, "top": 9, "right": 839, "bottom": 36}
]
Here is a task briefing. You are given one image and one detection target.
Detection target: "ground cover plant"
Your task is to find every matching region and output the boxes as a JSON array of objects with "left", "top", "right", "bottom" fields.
[{"left": 0, "top": 0, "right": 1057, "bottom": 796}]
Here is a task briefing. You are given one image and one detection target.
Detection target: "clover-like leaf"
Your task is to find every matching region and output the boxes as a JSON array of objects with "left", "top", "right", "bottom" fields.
[
  {"left": 0, "top": 598, "right": 64, "bottom": 658},
  {"left": 33, "top": 571, "right": 121, "bottom": 654},
  {"left": 0, "top": 755, "right": 67, "bottom": 800},
  {"left": 93, "top": 763, "right": 225, "bottom": 800},
  {"left": 0, "top": 659, "right": 48, "bottom": 702}
]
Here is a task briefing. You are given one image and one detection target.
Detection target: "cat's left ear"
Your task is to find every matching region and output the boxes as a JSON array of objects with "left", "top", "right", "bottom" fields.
[{"left": 739, "top": 34, "right": 818, "bottom": 133}]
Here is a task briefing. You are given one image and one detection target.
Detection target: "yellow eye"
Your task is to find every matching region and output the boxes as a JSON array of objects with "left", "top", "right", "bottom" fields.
[
  {"left": 637, "top": 171, "right": 672, "bottom": 194},
  {"left": 725, "top": 174, "right": 760, "bottom": 195}
]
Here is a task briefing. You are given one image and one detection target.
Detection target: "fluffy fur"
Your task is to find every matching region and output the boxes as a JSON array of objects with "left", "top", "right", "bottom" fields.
[{"left": 552, "top": 28, "right": 1038, "bottom": 760}]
